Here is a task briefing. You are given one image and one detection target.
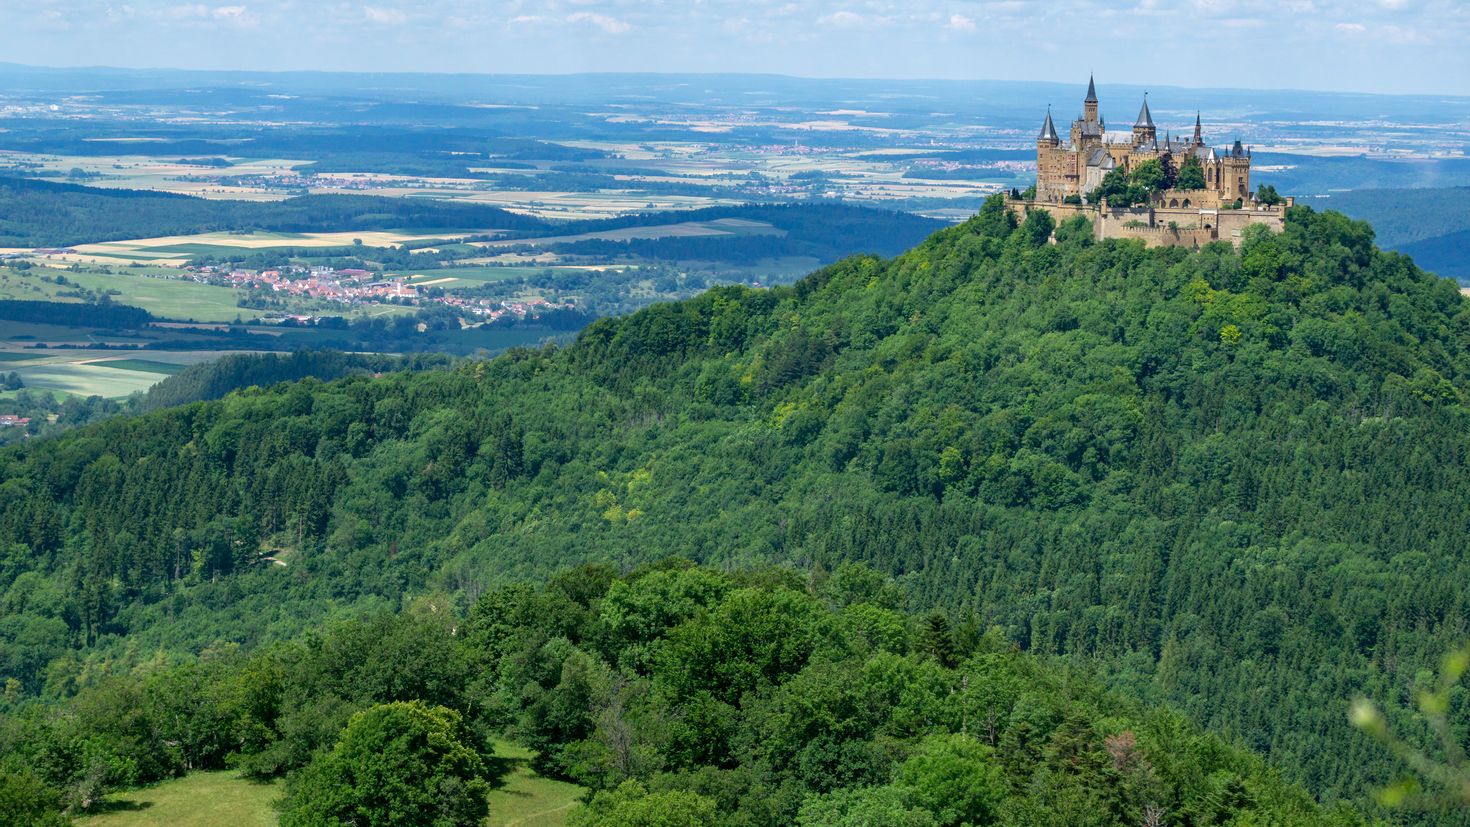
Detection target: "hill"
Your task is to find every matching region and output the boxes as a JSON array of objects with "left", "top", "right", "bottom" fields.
[
  {"left": 1, "top": 199, "right": 1468, "bottom": 817},
  {"left": 0, "top": 176, "right": 547, "bottom": 247},
  {"left": 0, "top": 561, "right": 1373, "bottom": 826},
  {"left": 1302, "top": 186, "right": 1470, "bottom": 281}
]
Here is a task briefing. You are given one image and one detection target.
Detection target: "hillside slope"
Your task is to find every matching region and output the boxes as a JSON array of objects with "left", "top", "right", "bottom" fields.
[{"left": 2, "top": 199, "right": 1469, "bottom": 814}]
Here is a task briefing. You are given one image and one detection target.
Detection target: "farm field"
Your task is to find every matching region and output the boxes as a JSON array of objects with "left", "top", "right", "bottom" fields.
[
  {"left": 0, "top": 266, "right": 265, "bottom": 322},
  {"left": 74, "top": 771, "right": 280, "bottom": 827},
  {"left": 4, "top": 351, "right": 218, "bottom": 398}
]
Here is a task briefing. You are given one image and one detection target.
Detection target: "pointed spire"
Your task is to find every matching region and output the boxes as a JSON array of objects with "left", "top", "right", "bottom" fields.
[
  {"left": 1038, "top": 107, "right": 1059, "bottom": 143},
  {"left": 1135, "top": 93, "right": 1154, "bottom": 129},
  {"left": 1193, "top": 111, "right": 1203, "bottom": 144},
  {"left": 1231, "top": 139, "right": 1244, "bottom": 157},
  {"left": 1085, "top": 74, "right": 1098, "bottom": 103}
]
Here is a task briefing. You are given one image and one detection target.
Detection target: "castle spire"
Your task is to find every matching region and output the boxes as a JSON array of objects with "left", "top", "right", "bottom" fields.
[
  {"left": 1193, "top": 111, "right": 1202, "bottom": 144},
  {"left": 1038, "top": 107, "right": 1059, "bottom": 144},
  {"left": 1085, "top": 74, "right": 1098, "bottom": 104},
  {"left": 1134, "top": 94, "right": 1154, "bottom": 129}
]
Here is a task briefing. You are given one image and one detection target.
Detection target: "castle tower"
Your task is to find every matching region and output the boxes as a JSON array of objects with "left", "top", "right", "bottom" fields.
[
  {"left": 1192, "top": 112, "right": 1203, "bottom": 147},
  {"left": 1038, "top": 108, "right": 1059, "bottom": 148},
  {"left": 1222, "top": 139, "right": 1251, "bottom": 200},
  {"left": 1132, "top": 95, "right": 1156, "bottom": 148},
  {"left": 1083, "top": 74, "right": 1099, "bottom": 123}
]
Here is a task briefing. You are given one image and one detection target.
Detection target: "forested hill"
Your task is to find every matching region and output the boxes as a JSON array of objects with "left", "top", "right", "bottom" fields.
[
  {"left": 2, "top": 199, "right": 1469, "bottom": 817},
  {"left": 0, "top": 175, "right": 547, "bottom": 246}
]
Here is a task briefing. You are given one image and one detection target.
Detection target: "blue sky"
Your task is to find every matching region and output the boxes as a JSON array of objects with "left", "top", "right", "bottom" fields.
[{"left": 6, "top": 0, "right": 1467, "bottom": 96}]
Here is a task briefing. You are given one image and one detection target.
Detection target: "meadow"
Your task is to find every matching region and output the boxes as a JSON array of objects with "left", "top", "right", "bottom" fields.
[
  {"left": 73, "top": 742, "right": 583, "bottom": 827},
  {"left": 2, "top": 351, "right": 216, "bottom": 398}
]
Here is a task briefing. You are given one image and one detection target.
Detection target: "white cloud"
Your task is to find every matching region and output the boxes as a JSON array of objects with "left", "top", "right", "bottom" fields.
[
  {"left": 947, "top": 13, "right": 976, "bottom": 31},
  {"left": 567, "top": 11, "right": 629, "bottom": 34},
  {"left": 1334, "top": 21, "right": 1366, "bottom": 31},
  {"left": 364, "top": 6, "right": 407, "bottom": 25}
]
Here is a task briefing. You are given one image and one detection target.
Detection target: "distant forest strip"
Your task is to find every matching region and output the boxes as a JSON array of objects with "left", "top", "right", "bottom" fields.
[
  {"left": 0, "top": 298, "right": 152, "bottom": 329},
  {"left": 0, "top": 176, "right": 548, "bottom": 248}
]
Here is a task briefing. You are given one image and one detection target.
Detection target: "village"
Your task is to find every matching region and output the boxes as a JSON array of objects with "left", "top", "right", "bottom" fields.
[{"left": 187, "top": 263, "right": 575, "bottom": 325}]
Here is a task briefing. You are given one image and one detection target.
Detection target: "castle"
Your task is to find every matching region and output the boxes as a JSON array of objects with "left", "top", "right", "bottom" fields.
[{"left": 1012, "top": 77, "right": 1292, "bottom": 248}]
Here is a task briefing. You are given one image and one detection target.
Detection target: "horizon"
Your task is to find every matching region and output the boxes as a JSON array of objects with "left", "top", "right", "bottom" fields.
[
  {"left": 1, "top": 1, "right": 1466, "bottom": 98},
  {"left": 3, "top": 60, "right": 1468, "bottom": 104}
]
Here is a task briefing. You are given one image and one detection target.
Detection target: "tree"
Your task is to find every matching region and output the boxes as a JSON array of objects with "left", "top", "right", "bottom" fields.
[
  {"left": 568, "top": 780, "right": 717, "bottom": 827},
  {"left": 1020, "top": 209, "right": 1056, "bottom": 247},
  {"left": 1129, "top": 159, "right": 1165, "bottom": 194},
  {"left": 1176, "top": 156, "right": 1206, "bottom": 190},
  {"left": 278, "top": 702, "right": 490, "bottom": 827},
  {"left": 0, "top": 768, "right": 69, "bottom": 827},
  {"left": 1256, "top": 184, "right": 1284, "bottom": 206},
  {"left": 893, "top": 734, "right": 1008, "bottom": 827},
  {"left": 797, "top": 785, "right": 939, "bottom": 827}
]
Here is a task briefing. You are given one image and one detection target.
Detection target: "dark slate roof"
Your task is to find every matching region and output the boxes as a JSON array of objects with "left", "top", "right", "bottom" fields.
[
  {"left": 1039, "top": 109, "right": 1059, "bottom": 142},
  {"left": 1135, "top": 96, "right": 1155, "bottom": 129},
  {"left": 1085, "top": 75, "right": 1098, "bottom": 103},
  {"left": 1231, "top": 139, "right": 1245, "bottom": 157}
]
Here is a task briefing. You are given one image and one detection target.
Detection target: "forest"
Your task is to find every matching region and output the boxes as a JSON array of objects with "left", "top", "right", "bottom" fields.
[
  {"left": 0, "top": 561, "right": 1377, "bottom": 826},
  {"left": 0, "top": 177, "right": 545, "bottom": 247},
  {"left": 1, "top": 198, "right": 1469, "bottom": 821}
]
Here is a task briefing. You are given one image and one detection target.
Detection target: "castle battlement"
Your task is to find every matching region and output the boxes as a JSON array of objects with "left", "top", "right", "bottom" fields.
[{"left": 1019, "top": 76, "right": 1289, "bottom": 249}]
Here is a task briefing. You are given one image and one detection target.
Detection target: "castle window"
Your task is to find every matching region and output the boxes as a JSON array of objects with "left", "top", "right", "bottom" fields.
[
  {"left": 1182, "top": 199, "right": 1191, "bottom": 207},
  {"left": 1169, "top": 199, "right": 1179, "bottom": 208}
]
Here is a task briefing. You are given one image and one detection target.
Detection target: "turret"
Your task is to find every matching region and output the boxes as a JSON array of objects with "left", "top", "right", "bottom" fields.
[
  {"left": 1192, "top": 111, "right": 1203, "bottom": 146},
  {"left": 1083, "top": 74, "right": 1099, "bottom": 123},
  {"left": 1038, "top": 108, "right": 1059, "bottom": 147},
  {"left": 1132, "top": 94, "right": 1156, "bottom": 147}
]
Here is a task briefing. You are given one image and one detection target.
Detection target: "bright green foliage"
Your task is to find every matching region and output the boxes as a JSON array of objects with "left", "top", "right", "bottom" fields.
[
  {"left": 0, "top": 563, "right": 1381, "bottom": 826},
  {"left": 278, "top": 701, "right": 489, "bottom": 827},
  {"left": 0, "top": 767, "right": 69, "bottom": 827},
  {"left": 1177, "top": 155, "right": 1207, "bottom": 190},
  {"left": 568, "top": 780, "right": 717, "bottom": 827},
  {"left": 797, "top": 785, "right": 938, "bottom": 827},
  {"left": 1, "top": 197, "right": 1469, "bottom": 821},
  {"left": 892, "top": 734, "right": 1007, "bottom": 827},
  {"left": 1257, "top": 183, "right": 1285, "bottom": 206}
]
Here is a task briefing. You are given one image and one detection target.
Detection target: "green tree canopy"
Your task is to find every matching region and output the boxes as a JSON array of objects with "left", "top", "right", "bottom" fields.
[{"left": 278, "top": 701, "right": 489, "bottom": 827}]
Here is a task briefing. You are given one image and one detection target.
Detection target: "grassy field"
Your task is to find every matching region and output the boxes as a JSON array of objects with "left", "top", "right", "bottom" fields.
[
  {"left": 74, "top": 742, "right": 582, "bottom": 827},
  {"left": 0, "top": 265, "right": 263, "bottom": 322},
  {"left": 75, "top": 772, "right": 280, "bottom": 827},
  {"left": 0, "top": 350, "right": 213, "bottom": 397},
  {"left": 486, "top": 741, "right": 584, "bottom": 827}
]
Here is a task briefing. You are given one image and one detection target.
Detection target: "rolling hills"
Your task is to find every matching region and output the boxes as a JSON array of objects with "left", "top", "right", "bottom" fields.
[{"left": 2, "top": 197, "right": 1469, "bottom": 818}]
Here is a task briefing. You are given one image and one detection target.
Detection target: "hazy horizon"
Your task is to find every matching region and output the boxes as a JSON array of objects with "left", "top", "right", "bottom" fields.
[{"left": 3, "top": 1, "right": 1466, "bottom": 98}]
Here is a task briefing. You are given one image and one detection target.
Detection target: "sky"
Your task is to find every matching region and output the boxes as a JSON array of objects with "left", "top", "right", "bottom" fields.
[{"left": 3, "top": 0, "right": 1467, "bottom": 96}]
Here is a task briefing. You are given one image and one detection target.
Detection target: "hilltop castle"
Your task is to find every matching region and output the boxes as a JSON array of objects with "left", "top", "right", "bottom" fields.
[{"left": 1013, "top": 77, "right": 1292, "bottom": 248}]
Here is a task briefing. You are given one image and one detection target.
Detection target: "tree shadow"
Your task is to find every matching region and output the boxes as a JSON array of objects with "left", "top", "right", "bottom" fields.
[
  {"left": 484, "top": 751, "right": 527, "bottom": 790},
  {"left": 89, "top": 798, "right": 155, "bottom": 814}
]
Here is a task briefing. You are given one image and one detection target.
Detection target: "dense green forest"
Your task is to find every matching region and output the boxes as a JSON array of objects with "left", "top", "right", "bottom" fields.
[
  {"left": 2, "top": 199, "right": 1469, "bottom": 819},
  {"left": 1302, "top": 187, "right": 1470, "bottom": 281},
  {"left": 0, "top": 562, "right": 1377, "bottom": 826},
  {"left": 0, "top": 177, "right": 545, "bottom": 247}
]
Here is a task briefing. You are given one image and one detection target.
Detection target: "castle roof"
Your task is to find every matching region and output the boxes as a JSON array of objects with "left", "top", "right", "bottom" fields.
[
  {"left": 1085, "top": 75, "right": 1098, "bottom": 103},
  {"left": 1085, "top": 147, "right": 1113, "bottom": 168},
  {"left": 1038, "top": 109, "right": 1059, "bottom": 142},
  {"left": 1231, "top": 139, "right": 1245, "bottom": 157},
  {"left": 1135, "top": 96, "right": 1155, "bottom": 129}
]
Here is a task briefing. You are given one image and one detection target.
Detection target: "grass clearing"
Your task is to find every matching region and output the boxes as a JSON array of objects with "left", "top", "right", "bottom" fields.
[
  {"left": 487, "top": 741, "right": 584, "bottom": 827},
  {"left": 72, "top": 742, "right": 579, "bottom": 827},
  {"left": 75, "top": 771, "right": 280, "bottom": 827}
]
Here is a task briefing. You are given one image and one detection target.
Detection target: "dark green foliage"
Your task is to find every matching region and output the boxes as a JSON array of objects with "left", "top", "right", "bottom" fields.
[
  {"left": 136, "top": 351, "right": 451, "bottom": 413},
  {"left": 0, "top": 176, "right": 545, "bottom": 248},
  {"left": 278, "top": 701, "right": 489, "bottom": 827},
  {"left": 1, "top": 197, "right": 1468, "bottom": 819},
  {"left": 0, "top": 564, "right": 1375, "bottom": 826}
]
